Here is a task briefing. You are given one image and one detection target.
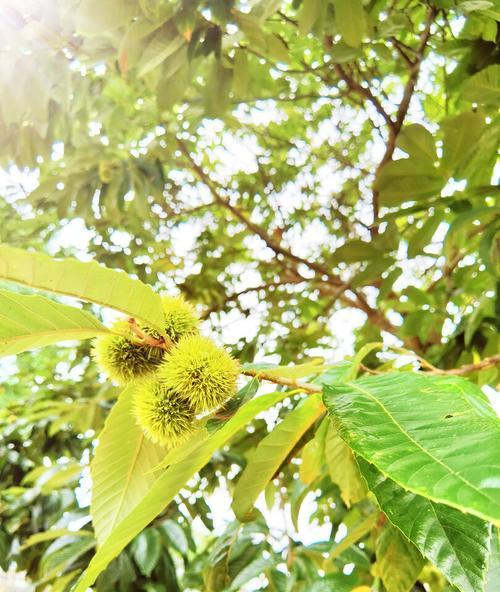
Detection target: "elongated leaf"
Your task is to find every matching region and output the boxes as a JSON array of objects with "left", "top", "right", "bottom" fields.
[
  {"left": 247, "top": 361, "right": 329, "bottom": 379},
  {"left": 232, "top": 394, "right": 324, "bottom": 521},
  {"left": 326, "top": 511, "right": 378, "bottom": 561},
  {"left": 229, "top": 555, "right": 278, "bottom": 591},
  {"left": 441, "top": 111, "right": 486, "bottom": 178},
  {"left": 40, "top": 536, "right": 96, "bottom": 580},
  {"left": 91, "top": 385, "right": 165, "bottom": 544},
  {"left": 131, "top": 529, "right": 162, "bottom": 577},
  {"left": 159, "top": 520, "right": 188, "bottom": 556},
  {"left": 21, "top": 529, "right": 92, "bottom": 550},
  {"left": 324, "top": 423, "right": 367, "bottom": 506},
  {"left": 324, "top": 372, "right": 500, "bottom": 524},
  {"left": 203, "top": 522, "right": 240, "bottom": 591},
  {"left": 359, "top": 458, "right": 491, "bottom": 592},
  {"left": 300, "top": 418, "right": 328, "bottom": 485},
  {"left": 0, "top": 289, "right": 110, "bottom": 357},
  {"left": 376, "top": 523, "right": 424, "bottom": 592},
  {"left": 138, "top": 26, "right": 185, "bottom": 78},
  {"left": 331, "top": 239, "right": 383, "bottom": 264},
  {"left": 74, "top": 391, "right": 292, "bottom": 591},
  {"left": 299, "top": 0, "right": 322, "bottom": 35},
  {"left": 407, "top": 214, "right": 443, "bottom": 258},
  {"left": 75, "top": 0, "right": 131, "bottom": 35},
  {"left": 334, "top": 0, "right": 366, "bottom": 47},
  {"left": 0, "top": 245, "right": 164, "bottom": 332}
]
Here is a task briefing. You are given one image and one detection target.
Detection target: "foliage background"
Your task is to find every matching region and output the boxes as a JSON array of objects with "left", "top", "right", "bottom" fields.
[{"left": 0, "top": 0, "right": 499, "bottom": 590}]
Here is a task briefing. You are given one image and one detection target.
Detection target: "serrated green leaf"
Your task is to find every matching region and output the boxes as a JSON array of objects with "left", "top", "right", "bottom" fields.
[
  {"left": 376, "top": 523, "right": 425, "bottom": 592},
  {"left": 323, "top": 372, "right": 500, "bottom": 524},
  {"left": 138, "top": 25, "right": 185, "bottom": 78},
  {"left": 256, "top": 361, "right": 329, "bottom": 379},
  {"left": 328, "top": 41, "right": 362, "bottom": 63},
  {"left": 331, "top": 239, "right": 384, "bottom": 264},
  {"left": 0, "top": 289, "right": 110, "bottom": 357},
  {"left": 359, "top": 458, "right": 491, "bottom": 592},
  {"left": 326, "top": 510, "right": 378, "bottom": 561},
  {"left": 485, "top": 528, "right": 500, "bottom": 591},
  {"left": 205, "top": 61, "right": 233, "bottom": 117},
  {"left": 232, "top": 394, "right": 324, "bottom": 521},
  {"left": 229, "top": 555, "right": 277, "bottom": 591},
  {"left": 300, "top": 418, "right": 328, "bottom": 485},
  {"left": 204, "top": 522, "right": 240, "bottom": 591},
  {"left": 21, "top": 528, "right": 92, "bottom": 551},
  {"left": 0, "top": 245, "right": 164, "bottom": 333},
  {"left": 75, "top": 0, "right": 132, "bottom": 35},
  {"left": 232, "top": 48, "right": 250, "bottom": 98},
  {"left": 40, "top": 535, "right": 96, "bottom": 580},
  {"left": 91, "top": 385, "right": 165, "bottom": 544}
]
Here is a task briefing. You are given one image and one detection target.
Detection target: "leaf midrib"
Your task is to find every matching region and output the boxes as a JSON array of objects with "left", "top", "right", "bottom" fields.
[
  {"left": 96, "top": 432, "right": 147, "bottom": 542},
  {"left": 347, "top": 381, "right": 498, "bottom": 511}
]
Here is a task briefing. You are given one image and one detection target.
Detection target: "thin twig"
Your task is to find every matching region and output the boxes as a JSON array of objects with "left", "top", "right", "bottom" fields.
[
  {"left": 423, "top": 354, "right": 500, "bottom": 376},
  {"left": 126, "top": 323, "right": 500, "bottom": 390},
  {"left": 240, "top": 368, "right": 322, "bottom": 394},
  {"left": 334, "top": 63, "right": 396, "bottom": 132}
]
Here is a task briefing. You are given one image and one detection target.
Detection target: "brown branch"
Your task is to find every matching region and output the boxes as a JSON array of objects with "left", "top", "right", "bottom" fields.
[
  {"left": 201, "top": 280, "right": 303, "bottom": 319},
  {"left": 422, "top": 354, "right": 500, "bottom": 376},
  {"left": 241, "top": 354, "right": 500, "bottom": 394},
  {"left": 176, "top": 138, "right": 345, "bottom": 286},
  {"left": 372, "top": 6, "right": 437, "bottom": 224},
  {"left": 390, "top": 37, "right": 415, "bottom": 66},
  {"left": 334, "top": 63, "right": 396, "bottom": 132},
  {"left": 176, "top": 142, "right": 404, "bottom": 344},
  {"left": 125, "top": 322, "right": 500, "bottom": 390}
]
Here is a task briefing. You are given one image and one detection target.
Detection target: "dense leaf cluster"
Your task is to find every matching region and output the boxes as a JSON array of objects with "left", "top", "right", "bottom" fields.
[{"left": 0, "top": 0, "right": 499, "bottom": 591}]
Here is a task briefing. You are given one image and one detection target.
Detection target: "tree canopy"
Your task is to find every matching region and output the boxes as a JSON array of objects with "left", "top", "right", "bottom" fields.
[{"left": 0, "top": 1, "right": 499, "bottom": 591}]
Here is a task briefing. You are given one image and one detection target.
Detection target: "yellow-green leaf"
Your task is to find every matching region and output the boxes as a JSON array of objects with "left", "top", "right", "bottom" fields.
[
  {"left": 334, "top": 0, "right": 366, "bottom": 48},
  {"left": 0, "top": 245, "right": 164, "bottom": 333},
  {"left": 324, "top": 423, "right": 367, "bottom": 506},
  {"left": 91, "top": 385, "right": 165, "bottom": 544},
  {"left": 232, "top": 394, "right": 324, "bottom": 521},
  {"left": 74, "top": 390, "right": 292, "bottom": 591},
  {"left": 376, "top": 523, "right": 425, "bottom": 592},
  {"left": 0, "top": 289, "right": 110, "bottom": 357}
]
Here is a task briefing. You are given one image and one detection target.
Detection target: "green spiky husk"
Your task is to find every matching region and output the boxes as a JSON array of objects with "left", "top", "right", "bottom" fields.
[
  {"left": 133, "top": 379, "right": 197, "bottom": 446},
  {"left": 92, "top": 321, "right": 165, "bottom": 384},
  {"left": 160, "top": 295, "right": 199, "bottom": 342},
  {"left": 158, "top": 335, "right": 239, "bottom": 413}
]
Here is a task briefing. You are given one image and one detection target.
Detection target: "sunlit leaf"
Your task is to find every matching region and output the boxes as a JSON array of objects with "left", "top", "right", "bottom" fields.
[
  {"left": 0, "top": 245, "right": 165, "bottom": 333},
  {"left": 0, "top": 289, "right": 110, "bottom": 357},
  {"left": 324, "top": 372, "right": 500, "bottom": 524}
]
